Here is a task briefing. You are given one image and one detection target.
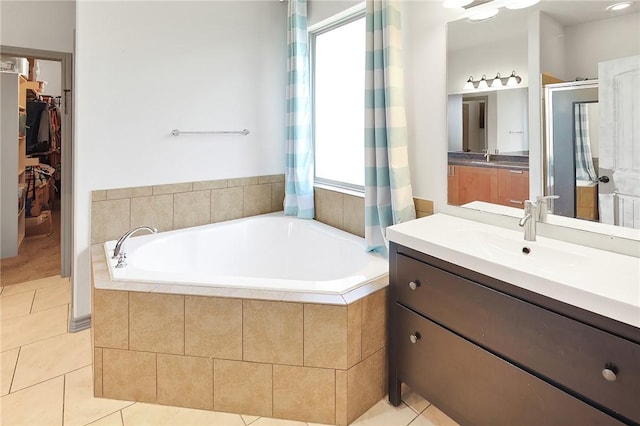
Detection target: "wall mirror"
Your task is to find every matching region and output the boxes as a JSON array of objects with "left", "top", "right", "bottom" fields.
[{"left": 446, "top": 0, "right": 640, "bottom": 236}]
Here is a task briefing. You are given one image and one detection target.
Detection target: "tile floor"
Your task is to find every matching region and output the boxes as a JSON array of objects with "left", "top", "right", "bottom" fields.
[{"left": 0, "top": 276, "right": 459, "bottom": 426}]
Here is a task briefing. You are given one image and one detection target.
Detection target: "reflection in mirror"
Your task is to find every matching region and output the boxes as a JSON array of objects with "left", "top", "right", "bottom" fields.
[
  {"left": 545, "top": 81, "right": 598, "bottom": 220},
  {"left": 446, "top": 0, "right": 640, "bottom": 235}
]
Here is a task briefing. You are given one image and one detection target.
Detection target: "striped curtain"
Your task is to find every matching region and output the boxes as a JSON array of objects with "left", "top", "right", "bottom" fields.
[
  {"left": 284, "top": 0, "right": 314, "bottom": 219},
  {"left": 574, "top": 103, "right": 598, "bottom": 182},
  {"left": 364, "top": 0, "right": 415, "bottom": 253}
]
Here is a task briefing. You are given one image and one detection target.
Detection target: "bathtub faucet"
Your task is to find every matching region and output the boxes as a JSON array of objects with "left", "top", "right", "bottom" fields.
[{"left": 112, "top": 226, "right": 158, "bottom": 267}]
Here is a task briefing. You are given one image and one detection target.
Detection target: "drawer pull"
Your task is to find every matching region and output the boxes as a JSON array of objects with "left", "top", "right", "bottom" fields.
[
  {"left": 509, "top": 200, "right": 524, "bottom": 205},
  {"left": 408, "top": 280, "right": 421, "bottom": 290},
  {"left": 602, "top": 365, "right": 618, "bottom": 382},
  {"left": 409, "top": 332, "right": 421, "bottom": 344},
  {"left": 508, "top": 170, "right": 524, "bottom": 174}
]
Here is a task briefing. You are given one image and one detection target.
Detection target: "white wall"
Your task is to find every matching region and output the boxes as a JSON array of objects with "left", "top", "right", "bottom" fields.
[
  {"left": 447, "top": 36, "right": 529, "bottom": 95},
  {"left": 308, "top": 0, "right": 362, "bottom": 26},
  {"left": 448, "top": 94, "right": 462, "bottom": 151},
  {"left": 403, "top": 2, "right": 460, "bottom": 204},
  {"left": 37, "top": 60, "right": 62, "bottom": 96},
  {"left": 496, "top": 88, "right": 528, "bottom": 153},
  {"left": 74, "top": 1, "right": 287, "bottom": 318},
  {"left": 539, "top": 11, "right": 565, "bottom": 79},
  {"left": 0, "top": 1, "right": 75, "bottom": 53},
  {"left": 564, "top": 13, "right": 640, "bottom": 80}
]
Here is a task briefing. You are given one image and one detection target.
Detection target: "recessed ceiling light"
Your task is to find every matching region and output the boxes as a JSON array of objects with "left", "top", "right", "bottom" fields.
[
  {"left": 443, "top": 0, "right": 474, "bottom": 8},
  {"left": 607, "top": 2, "right": 631, "bottom": 11},
  {"left": 505, "top": 0, "right": 541, "bottom": 10},
  {"left": 468, "top": 8, "right": 500, "bottom": 21}
]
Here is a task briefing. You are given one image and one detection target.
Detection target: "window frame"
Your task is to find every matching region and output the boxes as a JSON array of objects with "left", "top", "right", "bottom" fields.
[{"left": 309, "top": 7, "right": 366, "bottom": 194}]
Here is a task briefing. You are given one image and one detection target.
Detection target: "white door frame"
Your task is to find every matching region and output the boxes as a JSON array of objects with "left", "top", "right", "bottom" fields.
[{"left": 1, "top": 45, "right": 74, "bottom": 324}]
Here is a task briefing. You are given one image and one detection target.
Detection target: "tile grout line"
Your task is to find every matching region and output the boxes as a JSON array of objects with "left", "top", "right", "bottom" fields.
[
  {"left": 8, "top": 346, "right": 21, "bottom": 395},
  {"left": 11, "top": 362, "right": 93, "bottom": 396},
  {"left": 62, "top": 373, "right": 66, "bottom": 424},
  {"left": 28, "top": 289, "right": 36, "bottom": 314}
]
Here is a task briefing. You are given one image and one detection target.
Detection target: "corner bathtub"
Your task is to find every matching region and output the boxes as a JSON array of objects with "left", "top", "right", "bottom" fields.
[
  {"left": 102, "top": 212, "right": 388, "bottom": 296},
  {"left": 91, "top": 211, "right": 390, "bottom": 425}
]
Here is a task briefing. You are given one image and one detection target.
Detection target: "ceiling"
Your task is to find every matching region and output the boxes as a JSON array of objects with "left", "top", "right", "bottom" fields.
[{"left": 447, "top": 0, "right": 640, "bottom": 51}]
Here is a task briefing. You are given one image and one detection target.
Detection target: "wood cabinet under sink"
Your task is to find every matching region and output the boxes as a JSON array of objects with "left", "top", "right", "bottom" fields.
[
  {"left": 448, "top": 165, "right": 529, "bottom": 208},
  {"left": 388, "top": 243, "right": 640, "bottom": 425}
]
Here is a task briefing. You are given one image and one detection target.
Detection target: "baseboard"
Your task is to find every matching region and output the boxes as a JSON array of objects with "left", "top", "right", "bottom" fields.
[{"left": 69, "top": 314, "right": 91, "bottom": 332}]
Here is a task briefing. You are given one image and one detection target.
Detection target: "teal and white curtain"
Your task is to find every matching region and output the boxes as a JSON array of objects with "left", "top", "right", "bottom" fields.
[
  {"left": 284, "top": 0, "right": 314, "bottom": 219},
  {"left": 574, "top": 103, "right": 598, "bottom": 182},
  {"left": 364, "top": 0, "right": 416, "bottom": 253}
]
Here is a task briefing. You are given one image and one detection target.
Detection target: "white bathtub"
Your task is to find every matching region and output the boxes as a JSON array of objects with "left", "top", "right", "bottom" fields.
[{"left": 103, "top": 212, "right": 388, "bottom": 295}]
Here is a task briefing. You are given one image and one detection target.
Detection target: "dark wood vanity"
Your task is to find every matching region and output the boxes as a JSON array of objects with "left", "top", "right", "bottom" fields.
[{"left": 388, "top": 242, "right": 640, "bottom": 425}]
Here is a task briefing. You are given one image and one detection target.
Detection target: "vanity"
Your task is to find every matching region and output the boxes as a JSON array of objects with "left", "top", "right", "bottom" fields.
[
  {"left": 447, "top": 152, "right": 529, "bottom": 208},
  {"left": 387, "top": 214, "right": 640, "bottom": 425}
]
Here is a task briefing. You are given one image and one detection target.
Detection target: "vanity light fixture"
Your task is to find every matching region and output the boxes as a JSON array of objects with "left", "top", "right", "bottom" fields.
[
  {"left": 491, "top": 73, "right": 503, "bottom": 87},
  {"left": 506, "top": 70, "right": 522, "bottom": 86},
  {"left": 477, "top": 74, "right": 489, "bottom": 89},
  {"left": 463, "top": 71, "right": 522, "bottom": 90},
  {"left": 464, "top": 76, "right": 475, "bottom": 90},
  {"left": 505, "top": 0, "right": 541, "bottom": 10},
  {"left": 607, "top": 2, "right": 631, "bottom": 11}
]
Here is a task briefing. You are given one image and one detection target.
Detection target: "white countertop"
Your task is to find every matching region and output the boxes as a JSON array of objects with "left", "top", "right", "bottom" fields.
[{"left": 388, "top": 214, "right": 640, "bottom": 329}]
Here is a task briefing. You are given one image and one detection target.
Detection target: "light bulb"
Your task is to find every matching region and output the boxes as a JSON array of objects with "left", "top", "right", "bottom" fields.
[
  {"left": 506, "top": 71, "right": 521, "bottom": 86},
  {"left": 491, "top": 73, "right": 503, "bottom": 88},
  {"left": 477, "top": 75, "right": 489, "bottom": 89},
  {"left": 464, "top": 76, "right": 475, "bottom": 90},
  {"left": 468, "top": 8, "right": 499, "bottom": 21},
  {"left": 505, "top": 0, "right": 541, "bottom": 10}
]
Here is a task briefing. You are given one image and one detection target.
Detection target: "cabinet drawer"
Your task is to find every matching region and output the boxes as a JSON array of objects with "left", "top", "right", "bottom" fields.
[
  {"left": 396, "top": 305, "right": 623, "bottom": 426},
  {"left": 396, "top": 254, "right": 640, "bottom": 423}
]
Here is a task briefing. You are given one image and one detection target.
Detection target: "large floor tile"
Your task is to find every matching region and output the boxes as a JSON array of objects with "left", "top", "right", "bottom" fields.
[
  {"left": 87, "top": 411, "right": 124, "bottom": 426},
  {"left": 121, "top": 403, "right": 246, "bottom": 426},
  {"left": 350, "top": 399, "right": 419, "bottom": 426},
  {"left": 31, "top": 281, "right": 70, "bottom": 313},
  {"left": 0, "top": 290, "right": 34, "bottom": 320},
  {"left": 1, "top": 347, "right": 20, "bottom": 396},
  {"left": 11, "top": 329, "right": 92, "bottom": 391},
  {"left": 408, "top": 405, "right": 459, "bottom": 426},
  {"left": 401, "top": 383, "right": 431, "bottom": 414},
  {"left": 0, "top": 275, "right": 67, "bottom": 297},
  {"left": 0, "top": 304, "right": 68, "bottom": 351},
  {"left": 63, "top": 365, "right": 134, "bottom": 426},
  {"left": 241, "top": 414, "right": 261, "bottom": 425},
  {"left": 250, "top": 418, "right": 307, "bottom": 426},
  {"left": 0, "top": 375, "right": 64, "bottom": 425}
]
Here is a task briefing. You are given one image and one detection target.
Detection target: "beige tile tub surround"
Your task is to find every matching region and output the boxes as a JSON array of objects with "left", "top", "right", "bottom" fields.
[
  {"left": 91, "top": 174, "right": 286, "bottom": 244},
  {"left": 93, "top": 288, "right": 388, "bottom": 425}
]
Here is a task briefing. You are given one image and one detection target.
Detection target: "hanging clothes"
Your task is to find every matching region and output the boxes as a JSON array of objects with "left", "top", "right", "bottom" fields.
[{"left": 25, "top": 100, "right": 61, "bottom": 154}]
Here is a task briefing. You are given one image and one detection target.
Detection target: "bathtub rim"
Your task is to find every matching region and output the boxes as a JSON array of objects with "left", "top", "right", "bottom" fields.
[{"left": 91, "top": 214, "right": 389, "bottom": 306}]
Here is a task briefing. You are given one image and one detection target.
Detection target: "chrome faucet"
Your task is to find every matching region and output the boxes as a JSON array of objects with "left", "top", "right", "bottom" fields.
[
  {"left": 112, "top": 226, "right": 158, "bottom": 268},
  {"left": 519, "top": 200, "right": 537, "bottom": 241},
  {"left": 483, "top": 149, "right": 491, "bottom": 162},
  {"left": 536, "top": 195, "right": 560, "bottom": 223}
]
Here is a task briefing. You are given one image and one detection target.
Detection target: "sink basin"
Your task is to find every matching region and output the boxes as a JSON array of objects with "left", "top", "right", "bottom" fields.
[
  {"left": 463, "top": 229, "right": 589, "bottom": 274},
  {"left": 387, "top": 213, "right": 640, "bottom": 328}
]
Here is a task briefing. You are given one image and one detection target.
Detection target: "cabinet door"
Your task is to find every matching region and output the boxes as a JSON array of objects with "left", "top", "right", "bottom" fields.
[
  {"left": 456, "top": 165, "right": 497, "bottom": 205},
  {"left": 396, "top": 305, "right": 625, "bottom": 426},
  {"left": 497, "top": 168, "right": 529, "bottom": 207},
  {"left": 447, "top": 165, "right": 459, "bottom": 205}
]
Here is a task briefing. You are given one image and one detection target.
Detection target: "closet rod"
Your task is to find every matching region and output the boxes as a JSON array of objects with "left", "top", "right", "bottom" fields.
[{"left": 171, "top": 129, "right": 250, "bottom": 136}]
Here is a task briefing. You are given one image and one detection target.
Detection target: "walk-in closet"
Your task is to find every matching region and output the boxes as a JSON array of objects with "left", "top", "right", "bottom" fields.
[{"left": 1, "top": 56, "right": 64, "bottom": 285}]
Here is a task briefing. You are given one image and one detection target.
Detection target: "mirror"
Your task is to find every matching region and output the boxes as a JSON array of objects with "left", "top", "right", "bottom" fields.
[{"left": 446, "top": 1, "right": 640, "bottom": 235}]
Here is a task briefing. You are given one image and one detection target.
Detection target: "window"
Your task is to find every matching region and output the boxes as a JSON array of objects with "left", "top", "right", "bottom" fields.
[{"left": 312, "top": 14, "right": 366, "bottom": 190}]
